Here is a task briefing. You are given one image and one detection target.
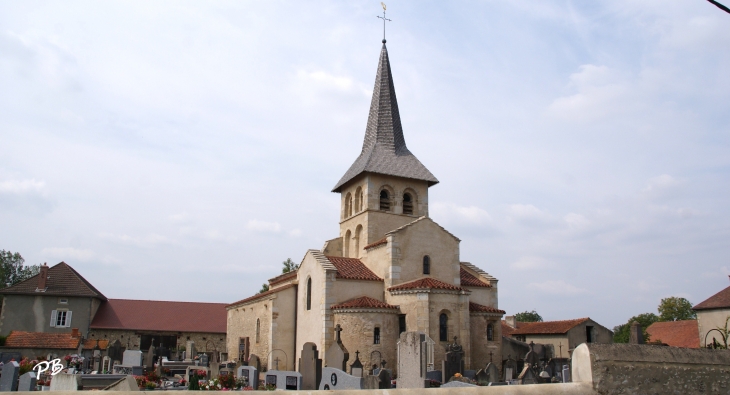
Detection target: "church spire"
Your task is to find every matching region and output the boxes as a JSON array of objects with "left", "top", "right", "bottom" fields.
[{"left": 332, "top": 42, "right": 438, "bottom": 192}]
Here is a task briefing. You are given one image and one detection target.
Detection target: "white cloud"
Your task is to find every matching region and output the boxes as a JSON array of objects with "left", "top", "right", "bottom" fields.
[
  {"left": 642, "top": 174, "right": 682, "bottom": 196},
  {"left": 246, "top": 220, "right": 281, "bottom": 233},
  {"left": 0, "top": 179, "right": 47, "bottom": 195},
  {"left": 99, "top": 233, "right": 177, "bottom": 247},
  {"left": 40, "top": 247, "right": 95, "bottom": 262},
  {"left": 527, "top": 280, "right": 587, "bottom": 295},
  {"left": 547, "top": 64, "right": 630, "bottom": 121},
  {"left": 507, "top": 204, "right": 552, "bottom": 224},
  {"left": 431, "top": 203, "right": 492, "bottom": 226},
  {"left": 564, "top": 213, "right": 589, "bottom": 228},
  {"left": 511, "top": 256, "right": 552, "bottom": 271}
]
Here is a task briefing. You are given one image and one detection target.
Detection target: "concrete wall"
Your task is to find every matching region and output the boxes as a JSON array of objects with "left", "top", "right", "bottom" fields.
[
  {"left": 696, "top": 308, "right": 730, "bottom": 347},
  {"left": 572, "top": 343, "right": 730, "bottom": 395},
  {"left": 0, "top": 294, "right": 97, "bottom": 336}
]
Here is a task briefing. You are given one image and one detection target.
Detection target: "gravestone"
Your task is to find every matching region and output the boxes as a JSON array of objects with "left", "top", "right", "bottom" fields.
[
  {"left": 50, "top": 374, "right": 81, "bottom": 391},
  {"left": 376, "top": 368, "right": 392, "bottom": 389},
  {"left": 349, "top": 351, "right": 363, "bottom": 377},
  {"left": 475, "top": 368, "right": 489, "bottom": 385},
  {"left": 441, "top": 336, "right": 465, "bottom": 383},
  {"left": 108, "top": 340, "right": 124, "bottom": 363},
  {"left": 397, "top": 331, "right": 431, "bottom": 389},
  {"left": 209, "top": 352, "right": 219, "bottom": 378},
  {"left": 518, "top": 363, "right": 537, "bottom": 385},
  {"left": 18, "top": 371, "right": 37, "bottom": 392},
  {"left": 264, "top": 370, "right": 302, "bottom": 390},
  {"left": 426, "top": 370, "right": 442, "bottom": 383},
  {"left": 298, "top": 342, "right": 322, "bottom": 390},
  {"left": 185, "top": 341, "right": 196, "bottom": 362},
  {"left": 122, "top": 350, "right": 143, "bottom": 367},
  {"left": 0, "top": 361, "right": 20, "bottom": 391},
  {"left": 362, "top": 375, "right": 380, "bottom": 389},
  {"left": 368, "top": 351, "right": 382, "bottom": 375},
  {"left": 629, "top": 321, "right": 644, "bottom": 344},
  {"left": 485, "top": 362, "right": 500, "bottom": 383},
  {"left": 562, "top": 364, "right": 571, "bottom": 383},
  {"left": 318, "top": 367, "right": 362, "bottom": 390},
  {"left": 463, "top": 369, "right": 476, "bottom": 380},
  {"left": 145, "top": 344, "right": 155, "bottom": 370},
  {"left": 503, "top": 356, "right": 517, "bottom": 381},
  {"left": 237, "top": 366, "right": 258, "bottom": 389},
  {"left": 199, "top": 354, "right": 209, "bottom": 367},
  {"left": 248, "top": 354, "right": 261, "bottom": 372},
  {"left": 441, "top": 380, "right": 477, "bottom": 388},
  {"left": 325, "top": 324, "right": 349, "bottom": 371},
  {"left": 101, "top": 375, "right": 138, "bottom": 391}
]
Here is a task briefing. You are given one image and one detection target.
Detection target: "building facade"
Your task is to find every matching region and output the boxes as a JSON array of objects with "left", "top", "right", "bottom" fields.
[{"left": 693, "top": 282, "right": 730, "bottom": 348}]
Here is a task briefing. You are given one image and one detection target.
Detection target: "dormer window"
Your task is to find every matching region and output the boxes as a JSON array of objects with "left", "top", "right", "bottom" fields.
[
  {"left": 403, "top": 193, "right": 413, "bottom": 215},
  {"left": 379, "top": 190, "right": 390, "bottom": 211}
]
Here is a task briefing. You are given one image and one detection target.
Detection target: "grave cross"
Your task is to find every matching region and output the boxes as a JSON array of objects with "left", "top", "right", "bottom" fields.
[
  {"left": 380, "top": 360, "right": 386, "bottom": 368},
  {"left": 558, "top": 342, "right": 563, "bottom": 358},
  {"left": 273, "top": 357, "right": 280, "bottom": 370},
  {"left": 334, "top": 324, "right": 343, "bottom": 342}
]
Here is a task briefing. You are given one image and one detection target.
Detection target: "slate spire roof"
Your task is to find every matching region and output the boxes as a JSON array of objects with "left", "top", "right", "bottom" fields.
[{"left": 332, "top": 42, "right": 438, "bottom": 192}]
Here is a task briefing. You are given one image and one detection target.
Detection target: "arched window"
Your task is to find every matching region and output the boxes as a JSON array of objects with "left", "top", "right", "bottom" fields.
[
  {"left": 374, "top": 327, "right": 380, "bottom": 344},
  {"left": 487, "top": 323, "right": 494, "bottom": 341},
  {"left": 345, "top": 193, "right": 352, "bottom": 217},
  {"left": 348, "top": 195, "right": 353, "bottom": 217},
  {"left": 306, "top": 277, "right": 312, "bottom": 310},
  {"left": 256, "top": 319, "right": 260, "bottom": 343},
  {"left": 379, "top": 190, "right": 390, "bottom": 211},
  {"left": 344, "top": 230, "right": 351, "bottom": 257},
  {"left": 423, "top": 256, "right": 430, "bottom": 275},
  {"left": 354, "top": 225, "right": 362, "bottom": 258},
  {"left": 439, "top": 313, "right": 448, "bottom": 341},
  {"left": 355, "top": 187, "right": 363, "bottom": 212},
  {"left": 403, "top": 193, "right": 413, "bottom": 215},
  {"left": 359, "top": 190, "right": 364, "bottom": 211}
]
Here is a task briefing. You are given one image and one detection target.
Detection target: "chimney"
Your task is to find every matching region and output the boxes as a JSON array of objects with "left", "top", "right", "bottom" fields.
[
  {"left": 36, "top": 263, "right": 49, "bottom": 291},
  {"left": 505, "top": 315, "right": 516, "bottom": 328},
  {"left": 71, "top": 328, "right": 79, "bottom": 338}
]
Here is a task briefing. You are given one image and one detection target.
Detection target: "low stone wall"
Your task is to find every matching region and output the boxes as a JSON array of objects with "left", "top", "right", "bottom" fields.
[{"left": 572, "top": 343, "right": 730, "bottom": 395}]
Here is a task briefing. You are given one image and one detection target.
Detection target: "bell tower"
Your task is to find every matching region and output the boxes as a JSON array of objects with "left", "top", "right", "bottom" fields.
[{"left": 332, "top": 40, "right": 438, "bottom": 258}]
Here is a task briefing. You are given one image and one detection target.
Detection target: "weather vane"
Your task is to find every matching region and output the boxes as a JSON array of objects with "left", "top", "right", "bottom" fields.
[{"left": 376, "top": 2, "right": 391, "bottom": 43}]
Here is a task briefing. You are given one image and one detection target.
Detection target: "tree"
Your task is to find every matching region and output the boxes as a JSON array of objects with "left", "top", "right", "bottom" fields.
[
  {"left": 281, "top": 258, "right": 298, "bottom": 274},
  {"left": 258, "top": 283, "right": 269, "bottom": 294},
  {"left": 658, "top": 297, "right": 696, "bottom": 322},
  {"left": 514, "top": 310, "right": 543, "bottom": 322},
  {"left": 0, "top": 250, "right": 40, "bottom": 289},
  {"left": 613, "top": 312, "right": 659, "bottom": 343}
]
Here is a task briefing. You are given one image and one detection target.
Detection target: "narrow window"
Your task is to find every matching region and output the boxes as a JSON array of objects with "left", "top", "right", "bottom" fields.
[
  {"left": 345, "top": 193, "right": 352, "bottom": 217},
  {"left": 398, "top": 315, "right": 406, "bottom": 334},
  {"left": 359, "top": 191, "right": 364, "bottom": 211},
  {"left": 374, "top": 327, "right": 380, "bottom": 344},
  {"left": 423, "top": 256, "right": 430, "bottom": 275},
  {"left": 355, "top": 187, "right": 363, "bottom": 212},
  {"left": 306, "top": 278, "right": 312, "bottom": 310},
  {"left": 403, "top": 193, "right": 413, "bottom": 215},
  {"left": 439, "top": 313, "right": 448, "bottom": 341},
  {"left": 586, "top": 326, "right": 594, "bottom": 343},
  {"left": 256, "top": 319, "right": 260, "bottom": 343},
  {"left": 487, "top": 324, "right": 494, "bottom": 341},
  {"left": 379, "top": 190, "right": 390, "bottom": 211}
]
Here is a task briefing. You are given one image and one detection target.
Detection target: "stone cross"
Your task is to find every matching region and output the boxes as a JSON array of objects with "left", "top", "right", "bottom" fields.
[
  {"left": 334, "top": 324, "right": 343, "bottom": 342},
  {"left": 274, "top": 357, "right": 281, "bottom": 370}
]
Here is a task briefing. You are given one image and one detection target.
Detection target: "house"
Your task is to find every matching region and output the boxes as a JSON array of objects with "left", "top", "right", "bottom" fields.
[
  {"left": 503, "top": 316, "right": 612, "bottom": 358},
  {"left": 693, "top": 280, "right": 730, "bottom": 348},
  {"left": 226, "top": 40, "right": 505, "bottom": 374},
  {"left": 645, "top": 320, "right": 699, "bottom": 348}
]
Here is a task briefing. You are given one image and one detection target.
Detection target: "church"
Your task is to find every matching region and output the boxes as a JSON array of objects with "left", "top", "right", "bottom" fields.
[{"left": 226, "top": 39, "right": 504, "bottom": 375}]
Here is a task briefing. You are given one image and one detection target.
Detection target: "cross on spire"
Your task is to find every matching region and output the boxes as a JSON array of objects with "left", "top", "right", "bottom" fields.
[{"left": 376, "top": 3, "right": 391, "bottom": 43}]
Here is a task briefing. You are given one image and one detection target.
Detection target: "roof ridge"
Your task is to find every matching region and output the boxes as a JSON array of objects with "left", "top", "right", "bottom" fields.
[
  {"left": 460, "top": 262, "right": 497, "bottom": 283},
  {"left": 107, "top": 298, "right": 228, "bottom": 305},
  {"left": 61, "top": 262, "right": 107, "bottom": 300},
  {"left": 385, "top": 216, "right": 460, "bottom": 242}
]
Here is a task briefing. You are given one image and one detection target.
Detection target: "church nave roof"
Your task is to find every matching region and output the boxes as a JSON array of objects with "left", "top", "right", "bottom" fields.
[
  {"left": 387, "top": 277, "right": 465, "bottom": 292},
  {"left": 330, "top": 296, "right": 399, "bottom": 311},
  {"left": 325, "top": 256, "right": 383, "bottom": 282}
]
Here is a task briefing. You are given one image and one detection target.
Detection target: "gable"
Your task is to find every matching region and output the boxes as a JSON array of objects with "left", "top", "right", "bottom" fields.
[{"left": 0, "top": 262, "right": 106, "bottom": 300}]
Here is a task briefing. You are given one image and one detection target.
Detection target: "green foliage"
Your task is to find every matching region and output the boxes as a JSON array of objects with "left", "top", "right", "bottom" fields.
[
  {"left": 0, "top": 250, "right": 40, "bottom": 289},
  {"left": 0, "top": 335, "right": 6, "bottom": 346},
  {"left": 612, "top": 313, "right": 658, "bottom": 343},
  {"left": 514, "top": 310, "right": 543, "bottom": 322},
  {"left": 258, "top": 283, "right": 269, "bottom": 294},
  {"left": 658, "top": 297, "right": 696, "bottom": 322},
  {"left": 188, "top": 374, "right": 200, "bottom": 390},
  {"left": 281, "top": 258, "right": 298, "bottom": 274}
]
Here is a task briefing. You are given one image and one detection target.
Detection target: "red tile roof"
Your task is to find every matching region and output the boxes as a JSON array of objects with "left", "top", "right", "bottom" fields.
[
  {"left": 694, "top": 285, "right": 730, "bottom": 310},
  {"left": 325, "top": 256, "right": 383, "bottom": 281},
  {"left": 82, "top": 339, "right": 110, "bottom": 350},
  {"left": 388, "top": 277, "right": 464, "bottom": 292},
  {"left": 0, "top": 262, "right": 106, "bottom": 300},
  {"left": 227, "top": 284, "right": 297, "bottom": 309},
  {"left": 6, "top": 331, "right": 80, "bottom": 349},
  {"left": 90, "top": 299, "right": 227, "bottom": 333},
  {"left": 460, "top": 268, "right": 491, "bottom": 287},
  {"left": 363, "top": 238, "right": 387, "bottom": 250},
  {"left": 501, "top": 320, "right": 529, "bottom": 336},
  {"left": 469, "top": 302, "right": 505, "bottom": 314},
  {"left": 268, "top": 270, "right": 297, "bottom": 286},
  {"left": 646, "top": 320, "right": 700, "bottom": 348},
  {"left": 331, "top": 296, "right": 399, "bottom": 310},
  {"left": 510, "top": 318, "right": 590, "bottom": 335}
]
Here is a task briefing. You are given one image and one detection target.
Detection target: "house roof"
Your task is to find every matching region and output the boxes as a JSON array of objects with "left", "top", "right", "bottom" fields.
[
  {"left": 325, "top": 256, "right": 383, "bottom": 281},
  {"left": 331, "top": 296, "right": 399, "bottom": 310},
  {"left": 510, "top": 318, "right": 590, "bottom": 335},
  {"left": 227, "top": 283, "right": 297, "bottom": 309},
  {"left": 646, "top": 320, "right": 700, "bottom": 348},
  {"left": 460, "top": 268, "right": 491, "bottom": 288},
  {"left": 332, "top": 43, "right": 438, "bottom": 192},
  {"left": 388, "top": 277, "right": 464, "bottom": 292},
  {"left": 91, "top": 299, "right": 227, "bottom": 333},
  {"left": 0, "top": 262, "right": 107, "bottom": 300},
  {"left": 5, "top": 331, "right": 80, "bottom": 349},
  {"left": 469, "top": 302, "right": 505, "bottom": 314},
  {"left": 82, "top": 338, "right": 110, "bottom": 350},
  {"left": 693, "top": 284, "right": 730, "bottom": 311}
]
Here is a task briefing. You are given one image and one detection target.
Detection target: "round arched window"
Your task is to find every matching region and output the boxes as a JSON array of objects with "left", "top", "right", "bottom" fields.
[
  {"left": 403, "top": 193, "right": 413, "bottom": 215},
  {"left": 379, "top": 190, "right": 390, "bottom": 211}
]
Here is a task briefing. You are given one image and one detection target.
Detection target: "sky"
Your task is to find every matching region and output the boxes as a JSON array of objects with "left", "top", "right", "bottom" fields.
[{"left": 1, "top": 1, "right": 729, "bottom": 329}]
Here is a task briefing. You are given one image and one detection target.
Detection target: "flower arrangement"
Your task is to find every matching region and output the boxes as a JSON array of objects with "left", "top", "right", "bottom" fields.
[
  {"left": 217, "top": 374, "right": 236, "bottom": 389},
  {"left": 200, "top": 378, "right": 222, "bottom": 391},
  {"left": 145, "top": 371, "right": 161, "bottom": 383},
  {"left": 241, "top": 386, "right": 254, "bottom": 391},
  {"left": 257, "top": 383, "right": 276, "bottom": 391},
  {"left": 134, "top": 375, "right": 148, "bottom": 389},
  {"left": 18, "top": 358, "right": 37, "bottom": 375},
  {"left": 197, "top": 370, "right": 207, "bottom": 377},
  {"left": 163, "top": 367, "right": 171, "bottom": 376}
]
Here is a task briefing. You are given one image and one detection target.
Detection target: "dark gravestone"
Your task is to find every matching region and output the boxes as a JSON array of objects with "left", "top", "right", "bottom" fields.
[
  {"left": 426, "top": 370, "right": 442, "bottom": 383},
  {"left": 441, "top": 337, "right": 464, "bottom": 383},
  {"left": 503, "top": 356, "right": 517, "bottom": 381},
  {"left": 485, "top": 362, "right": 500, "bottom": 383},
  {"left": 350, "top": 351, "right": 363, "bottom": 377},
  {"left": 325, "top": 324, "right": 349, "bottom": 371},
  {"left": 377, "top": 368, "right": 392, "bottom": 389},
  {"left": 108, "top": 340, "right": 124, "bottom": 363},
  {"left": 265, "top": 374, "right": 276, "bottom": 387},
  {"left": 463, "top": 369, "right": 476, "bottom": 380},
  {"left": 199, "top": 354, "right": 209, "bottom": 367},
  {"left": 285, "top": 376, "right": 298, "bottom": 390},
  {"left": 475, "top": 369, "right": 489, "bottom": 385},
  {"left": 248, "top": 354, "right": 260, "bottom": 372},
  {"left": 298, "top": 342, "right": 322, "bottom": 390},
  {"left": 629, "top": 321, "right": 644, "bottom": 344},
  {"left": 18, "top": 372, "right": 37, "bottom": 392},
  {"left": 0, "top": 361, "right": 20, "bottom": 391}
]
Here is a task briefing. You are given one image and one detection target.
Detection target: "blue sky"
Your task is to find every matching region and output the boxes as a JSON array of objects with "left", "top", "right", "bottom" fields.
[{"left": 1, "top": 1, "right": 729, "bottom": 329}]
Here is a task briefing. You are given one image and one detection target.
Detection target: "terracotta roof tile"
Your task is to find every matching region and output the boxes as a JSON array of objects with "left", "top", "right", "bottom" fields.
[
  {"left": 694, "top": 285, "right": 730, "bottom": 310},
  {"left": 82, "top": 339, "right": 110, "bottom": 350},
  {"left": 510, "top": 318, "right": 590, "bottom": 335},
  {"left": 331, "top": 296, "right": 399, "bottom": 310},
  {"left": 0, "top": 262, "right": 106, "bottom": 300},
  {"left": 325, "top": 256, "right": 383, "bottom": 281},
  {"left": 469, "top": 302, "right": 505, "bottom": 314},
  {"left": 388, "top": 277, "right": 463, "bottom": 292},
  {"left": 6, "top": 331, "right": 80, "bottom": 349},
  {"left": 268, "top": 270, "right": 297, "bottom": 286},
  {"left": 646, "top": 320, "right": 700, "bottom": 348},
  {"left": 460, "top": 268, "right": 491, "bottom": 288},
  {"left": 227, "top": 284, "right": 297, "bottom": 309},
  {"left": 363, "top": 238, "right": 387, "bottom": 250},
  {"left": 91, "top": 299, "right": 227, "bottom": 333}
]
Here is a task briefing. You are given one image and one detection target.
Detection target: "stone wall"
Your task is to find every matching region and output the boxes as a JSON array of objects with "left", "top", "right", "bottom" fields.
[
  {"left": 469, "top": 313, "right": 502, "bottom": 371},
  {"left": 572, "top": 343, "right": 730, "bottom": 395},
  {"left": 332, "top": 311, "right": 399, "bottom": 375},
  {"left": 88, "top": 329, "right": 226, "bottom": 354}
]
